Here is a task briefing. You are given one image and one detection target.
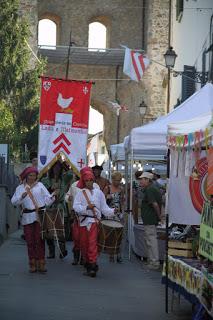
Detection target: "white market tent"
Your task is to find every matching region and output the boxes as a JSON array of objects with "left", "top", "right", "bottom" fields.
[
  {"left": 110, "top": 142, "right": 125, "bottom": 162},
  {"left": 124, "top": 83, "right": 213, "bottom": 258},
  {"left": 168, "top": 112, "right": 213, "bottom": 141},
  {"left": 126, "top": 83, "right": 213, "bottom": 158},
  {"left": 167, "top": 111, "right": 213, "bottom": 225}
]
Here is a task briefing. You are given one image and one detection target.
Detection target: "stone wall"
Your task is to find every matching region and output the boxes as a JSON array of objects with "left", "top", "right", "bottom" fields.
[
  {"left": 19, "top": 0, "right": 169, "bottom": 147},
  {"left": 19, "top": 0, "right": 38, "bottom": 53}
]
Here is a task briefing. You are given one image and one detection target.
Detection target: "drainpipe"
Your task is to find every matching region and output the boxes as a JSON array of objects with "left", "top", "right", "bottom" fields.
[
  {"left": 208, "top": 14, "right": 213, "bottom": 82},
  {"left": 142, "top": 0, "right": 146, "bottom": 50}
]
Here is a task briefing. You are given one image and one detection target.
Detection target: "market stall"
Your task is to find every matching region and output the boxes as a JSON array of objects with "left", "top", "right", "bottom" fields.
[
  {"left": 165, "top": 110, "right": 213, "bottom": 317},
  {"left": 125, "top": 83, "right": 213, "bottom": 259}
]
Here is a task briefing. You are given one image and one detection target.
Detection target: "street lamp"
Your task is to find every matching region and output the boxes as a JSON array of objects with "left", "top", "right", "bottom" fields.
[
  {"left": 138, "top": 100, "right": 148, "bottom": 116},
  {"left": 164, "top": 46, "right": 177, "bottom": 69},
  {"left": 164, "top": 47, "right": 177, "bottom": 113}
]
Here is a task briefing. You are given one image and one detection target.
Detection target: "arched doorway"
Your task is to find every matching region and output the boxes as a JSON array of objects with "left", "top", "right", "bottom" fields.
[{"left": 87, "top": 106, "right": 109, "bottom": 167}]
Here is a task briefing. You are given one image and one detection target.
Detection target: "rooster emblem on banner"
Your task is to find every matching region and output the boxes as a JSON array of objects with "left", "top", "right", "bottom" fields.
[{"left": 57, "top": 93, "right": 73, "bottom": 112}]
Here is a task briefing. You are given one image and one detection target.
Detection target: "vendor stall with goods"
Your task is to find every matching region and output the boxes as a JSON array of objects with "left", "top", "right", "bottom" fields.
[{"left": 165, "top": 110, "right": 213, "bottom": 318}]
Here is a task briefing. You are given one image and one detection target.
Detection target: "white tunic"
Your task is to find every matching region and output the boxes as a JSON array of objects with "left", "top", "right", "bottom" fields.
[
  {"left": 73, "top": 188, "right": 115, "bottom": 228},
  {"left": 11, "top": 182, "right": 54, "bottom": 226}
]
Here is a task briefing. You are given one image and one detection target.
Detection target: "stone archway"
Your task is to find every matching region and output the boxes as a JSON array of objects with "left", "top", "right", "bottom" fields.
[{"left": 90, "top": 98, "right": 117, "bottom": 149}]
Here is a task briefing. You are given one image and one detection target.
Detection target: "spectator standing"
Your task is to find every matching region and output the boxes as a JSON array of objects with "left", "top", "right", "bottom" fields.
[{"left": 138, "top": 172, "right": 162, "bottom": 270}]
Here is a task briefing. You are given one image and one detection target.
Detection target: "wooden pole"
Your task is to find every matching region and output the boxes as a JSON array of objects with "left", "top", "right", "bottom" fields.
[
  {"left": 166, "top": 0, "right": 172, "bottom": 114},
  {"left": 166, "top": 0, "right": 172, "bottom": 313},
  {"left": 165, "top": 148, "right": 170, "bottom": 314},
  {"left": 65, "top": 31, "right": 73, "bottom": 80}
]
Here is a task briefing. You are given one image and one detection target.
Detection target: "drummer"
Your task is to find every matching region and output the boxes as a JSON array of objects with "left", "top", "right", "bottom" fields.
[
  {"left": 41, "top": 160, "right": 73, "bottom": 259},
  {"left": 73, "top": 167, "right": 117, "bottom": 278},
  {"left": 106, "top": 171, "right": 125, "bottom": 263},
  {"left": 65, "top": 170, "right": 100, "bottom": 265},
  {"left": 11, "top": 167, "right": 55, "bottom": 273}
]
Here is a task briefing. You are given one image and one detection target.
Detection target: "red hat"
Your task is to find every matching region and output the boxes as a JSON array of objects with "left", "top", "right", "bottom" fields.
[
  {"left": 20, "top": 166, "right": 38, "bottom": 181},
  {"left": 77, "top": 166, "right": 95, "bottom": 189}
]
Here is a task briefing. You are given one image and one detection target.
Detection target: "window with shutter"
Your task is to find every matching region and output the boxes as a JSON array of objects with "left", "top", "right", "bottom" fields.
[
  {"left": 181, "top": 65, "right": 196, "bottom": 102},
  {"left": 176, "top": 0, "right": 184, "bottom": 22}
]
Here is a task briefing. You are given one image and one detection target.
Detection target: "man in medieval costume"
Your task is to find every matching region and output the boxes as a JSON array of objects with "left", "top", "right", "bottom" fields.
[
  {"left": 73, "top": 167, "right": 116, "bottom": 277},
  {"left": 41, "top": 160, "right": 73, "bottom": 259}
]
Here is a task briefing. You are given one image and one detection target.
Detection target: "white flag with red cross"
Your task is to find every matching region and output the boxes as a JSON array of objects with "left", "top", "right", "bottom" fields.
[
  {"left": 38, "top": 77, "right": 92, "bottom": 175},
  {"left": 123, "top": 47, "right": 150, "bottom": 82}
]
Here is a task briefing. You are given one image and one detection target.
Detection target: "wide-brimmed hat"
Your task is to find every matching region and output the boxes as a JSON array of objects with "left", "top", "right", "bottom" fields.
[
  {"left": 92, "top": 165, "right": 103, "bottom": 171},
  {"left": 138, "top": 172, "right": 154, "bottom": 180}
]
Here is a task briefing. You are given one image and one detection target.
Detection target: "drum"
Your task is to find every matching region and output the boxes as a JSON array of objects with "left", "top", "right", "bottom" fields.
[
  {"left": 39, "top": 208, "right": 65, "bottom": 240},
  {"left": 98, "top": 219, "right": 123, "bottom": 255}
]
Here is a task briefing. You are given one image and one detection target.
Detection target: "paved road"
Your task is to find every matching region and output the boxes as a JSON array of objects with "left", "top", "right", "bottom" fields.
[{"left": 0, "top": 231, "right": 192, "bottom": 320}]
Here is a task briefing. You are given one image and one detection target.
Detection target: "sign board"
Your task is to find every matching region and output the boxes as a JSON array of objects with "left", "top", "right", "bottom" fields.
[
  {"left": 0, "top": 144, "right": 8, "bottom": 163},
  {"left": 199, "top": 201, "right": 213, "bottom": 262}
]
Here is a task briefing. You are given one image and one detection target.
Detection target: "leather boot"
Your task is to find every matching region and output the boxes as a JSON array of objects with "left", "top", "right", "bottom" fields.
[
  {"left": 88, "top": 263, "right": 98, "bottom": 278},
  {"left": 83, "top": 262, "right": 91, "bottom": 276},
  {"left": 37, "top": 259, "right": 47, "bottom": 273},
  {"left": 72, "top": 250, "right": 80, "bottom": 265},
  {"left": 29, "top": 259, "right": 37, "bottom": 273}
]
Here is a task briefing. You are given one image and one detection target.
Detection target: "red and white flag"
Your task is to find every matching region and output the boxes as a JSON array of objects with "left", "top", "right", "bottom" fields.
[
  {"left": 38, "top": 77, "right": 92, "bottom": 174},
  {"left": 123, "top": 47, "right": 149, "bottom": 82}
]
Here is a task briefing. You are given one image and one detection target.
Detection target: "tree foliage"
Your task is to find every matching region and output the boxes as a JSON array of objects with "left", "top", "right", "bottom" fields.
[{"left": 0, "top": 0, "right": 45, "bottom": 158}]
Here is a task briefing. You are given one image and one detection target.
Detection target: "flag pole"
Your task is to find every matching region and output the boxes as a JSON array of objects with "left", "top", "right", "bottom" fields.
[{"left": 65, "top": 30, "right": 75, "bottom": 80}]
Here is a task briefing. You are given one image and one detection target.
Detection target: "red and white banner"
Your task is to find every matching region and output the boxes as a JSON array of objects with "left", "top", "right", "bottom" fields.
[
  {"left": 123, "top": 47, "right": 149, "bottom": 82},
  {"left": 38, "top": 77, "right": 92, "bottom": 173}
]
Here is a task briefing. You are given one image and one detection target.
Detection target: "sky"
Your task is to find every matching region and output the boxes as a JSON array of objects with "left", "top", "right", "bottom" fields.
[{"left": 38, "top": 20, "right": 105, "bottom": 135}]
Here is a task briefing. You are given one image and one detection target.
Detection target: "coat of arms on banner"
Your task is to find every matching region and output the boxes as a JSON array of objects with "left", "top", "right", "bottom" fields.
[
  {"left": 43, "top": 81, "right": 51, "bottom": 91},
  {"left": 38, "top": 77, "right": 92, "bottom": 174}
]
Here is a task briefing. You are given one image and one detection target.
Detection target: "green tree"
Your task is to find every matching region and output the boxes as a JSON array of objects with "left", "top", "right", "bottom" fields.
[
  {"left": 0, "top": 0, "right": 45, "bottom": 158},
  {"left": 0, "top": 100, "right": 14, "bottom": 141}
]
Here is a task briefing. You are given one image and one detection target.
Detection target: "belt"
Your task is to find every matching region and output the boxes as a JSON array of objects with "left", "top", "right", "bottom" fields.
[
  {"left": 23, "top": 206, "right": 45, "bottom": 213},
  {"left": 81, "top": 214, "right": 94, "bottom": 222}
]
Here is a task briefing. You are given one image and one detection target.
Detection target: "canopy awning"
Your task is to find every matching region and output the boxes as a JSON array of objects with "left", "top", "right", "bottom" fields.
[{"left": 38, "top": 46, "right": 144, "bottom": 66}]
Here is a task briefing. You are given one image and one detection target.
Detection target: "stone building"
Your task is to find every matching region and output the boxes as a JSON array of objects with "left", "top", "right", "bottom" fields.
[{"left": 19, "top": 0, "right": 170, "bottom": 148}]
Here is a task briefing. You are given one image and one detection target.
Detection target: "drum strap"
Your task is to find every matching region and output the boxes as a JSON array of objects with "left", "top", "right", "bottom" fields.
[
  {"left": 82, "top": 190, "right": 98, "bottom": 221},
  {"left": 25, "top": 185, "right": 41, "bottom": 224}
]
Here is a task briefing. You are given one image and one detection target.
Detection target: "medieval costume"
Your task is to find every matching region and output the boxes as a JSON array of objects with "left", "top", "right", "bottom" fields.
[
  {"left": 73, "top": 167, "right": 115, "bottom": 277},
  {"left": 65, "top": 169, "right": 99, "bottom": 265},
  {"left": 41, "top": 161, "right": 73, "bottom": 259},
  {"left": 11, "top": 167, "right": 54, "bottom": 273}
]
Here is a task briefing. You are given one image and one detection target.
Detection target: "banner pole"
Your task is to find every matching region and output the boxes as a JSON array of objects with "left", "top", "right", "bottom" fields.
[
  {"left": 165, "top": 148, "right": 170, "bottom": 313},
  {"left": 128, "top": 147, "right": 133, "bottom": 260},
  {"left": 65, "top": 30, "right": 74, "bottom": 80}
]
